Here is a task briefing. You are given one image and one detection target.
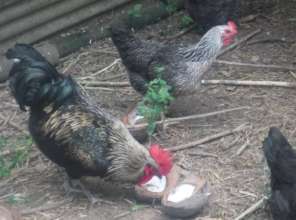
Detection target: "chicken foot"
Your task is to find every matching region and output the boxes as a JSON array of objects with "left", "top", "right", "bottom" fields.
[{"left": 63, "top": 177, "right": 98, "bottom": 205}]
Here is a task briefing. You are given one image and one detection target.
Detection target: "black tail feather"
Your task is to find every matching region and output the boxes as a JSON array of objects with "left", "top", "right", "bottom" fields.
[
  {"left": 6, "top": 44, "right": 74, "bottom": 111},
  {"left": 110, "top": 20, "right": 139, "bottom": 61}
]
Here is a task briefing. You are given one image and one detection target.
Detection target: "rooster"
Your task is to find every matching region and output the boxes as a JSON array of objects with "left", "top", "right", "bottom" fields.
[
  {"left": 111, "top": 20, "right": 237, "bottom": 97},
  {"left": 263, "top": 127, "right": 296, "bottom": 220},
  {"left": 6, "top": 44, "right": 172, "bottom": 203}
]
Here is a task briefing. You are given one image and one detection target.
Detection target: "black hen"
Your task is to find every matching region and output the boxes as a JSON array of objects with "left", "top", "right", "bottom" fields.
[
  {"left": 6, "top": 44, "right": 172, "bottom": 202},
  {"left": 110, "top": 22, "right": 164, "bottom": 94},
  {"left": 263, "top": 127, "right": 296, "bottom": 220},
  {"left": 184, "top": 0, "right": 240, "bottom": 33}
]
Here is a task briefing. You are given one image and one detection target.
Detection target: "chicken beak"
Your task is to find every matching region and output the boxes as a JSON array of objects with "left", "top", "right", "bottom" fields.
[
  {"left": 155, "top": 170, "right": 162, "bottom": 178},
  {"left": 148, "top": 158, "right": 161, "bottom": 177}
]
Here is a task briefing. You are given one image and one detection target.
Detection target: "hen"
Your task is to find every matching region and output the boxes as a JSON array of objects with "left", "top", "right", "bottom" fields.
[
  {"left": 111, "top": 20, "right": 237, "bottom": 97},
  {"left": 6, "top": 44, "right": 172, "bottom": 202},
  {"left": 263, "top": 127, "right": 296, "bottom": 220},
  {"left": 160, "top": 0, "right": 240, "bottom": 33},
  {"left": 184, "top": 0, "right": 240, "bottom": 33}
]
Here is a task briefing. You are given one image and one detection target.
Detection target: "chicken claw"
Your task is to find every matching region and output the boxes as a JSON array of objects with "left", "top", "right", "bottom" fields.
[{"left": 63, "top": 178, "right": 98, "bottom": 205}]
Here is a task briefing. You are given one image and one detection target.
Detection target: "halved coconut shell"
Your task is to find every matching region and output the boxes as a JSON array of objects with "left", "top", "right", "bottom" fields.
[
  {"left": 135, "top": 176, "right": 167, "bottom": 203},
  {"left": 161, "top": 166, "right": 209, "bottom": 218},
  {"left": 122, "top": 105, "right": 148, "bottom": 143}
]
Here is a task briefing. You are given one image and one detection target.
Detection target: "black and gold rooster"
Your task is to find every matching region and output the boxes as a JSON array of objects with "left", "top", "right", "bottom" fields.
[{"left": 6, "top": 44, "right": 172, "bottom": 203}]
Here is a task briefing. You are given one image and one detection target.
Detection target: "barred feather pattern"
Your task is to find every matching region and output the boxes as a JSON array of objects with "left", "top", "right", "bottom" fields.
[{"left": 148, "top": 25, "right": 226, "bottom": 96}]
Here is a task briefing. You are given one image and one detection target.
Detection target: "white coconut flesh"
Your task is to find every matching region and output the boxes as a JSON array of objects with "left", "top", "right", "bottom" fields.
[
  {"left": 128, "top": 108, "right": 144, "bottom": 125},
  {"left": 143, "top": 175, "right": 167, "bottom": 193},
  {"left": 167, "top": 184, "right": 195, "bottom": 203}
]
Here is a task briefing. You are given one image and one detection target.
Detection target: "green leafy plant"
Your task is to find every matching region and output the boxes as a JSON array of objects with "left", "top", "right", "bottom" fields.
[
  {"left": 0, "top": 135, "right": 32, "bottom": 177},
  {"left": 138, "top": 65, "right": 174, "bottom": 136},
  {"left": 180, "top": 15, "right": 194, "bottom": 29},
  {"left": 128, "top": 4, "right": 143, "bottom": 18}
]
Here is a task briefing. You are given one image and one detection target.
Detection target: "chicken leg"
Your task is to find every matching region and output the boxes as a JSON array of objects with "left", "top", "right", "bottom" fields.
[{"left": 63, "top": 176, "right": 98, "bottom": 205}]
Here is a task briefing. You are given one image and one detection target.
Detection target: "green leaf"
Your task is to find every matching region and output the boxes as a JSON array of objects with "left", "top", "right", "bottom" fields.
[{"left": 137, "top": 65, "right": 174, "bottom": 136}]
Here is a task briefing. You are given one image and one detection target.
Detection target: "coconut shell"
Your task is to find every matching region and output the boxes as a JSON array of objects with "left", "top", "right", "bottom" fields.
[
  {"left": 134, "top": 165, "right": 183, "bottom": 203},
  {"left": 122, "top": 105, "right": 148, "bottom": 143},
  {"left": 134, "top": 183, "right": 165, "bottom": 203},
  {"left": 134, "top": 166, "right": 181, "bottom": 203},
  {"left": 161, "top": 166, "right": 209, "bottom": 218}
]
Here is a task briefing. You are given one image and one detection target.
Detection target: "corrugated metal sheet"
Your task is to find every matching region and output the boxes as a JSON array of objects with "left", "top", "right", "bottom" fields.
[{"left": 0, "top": 0, "right": 130, "bottom": 53}]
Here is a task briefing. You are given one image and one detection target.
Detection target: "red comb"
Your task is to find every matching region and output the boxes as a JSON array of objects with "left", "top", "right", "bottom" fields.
[
  {"left": 227, "top": 21, "right": 238, "bottom": 33},
  {"left": 149, "top": 144, "right": 172, "bottom": 175}
]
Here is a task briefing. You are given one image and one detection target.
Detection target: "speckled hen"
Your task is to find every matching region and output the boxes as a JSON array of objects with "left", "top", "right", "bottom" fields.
[{"left": 110, "top": 20, "right": 238, "bottom": 97}]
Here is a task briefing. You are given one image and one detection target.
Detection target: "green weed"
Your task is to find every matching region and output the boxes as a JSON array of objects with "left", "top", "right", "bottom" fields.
[
  {"left": 0, "top": 135, "right": 32, "bottom": 177},
  {"left": 138, "top": 65, "right": 174, "bottom": 136}
]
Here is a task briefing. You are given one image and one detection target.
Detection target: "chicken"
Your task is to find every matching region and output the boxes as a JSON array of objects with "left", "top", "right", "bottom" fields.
[
  {"left": 6, "top": 44, "right": 172, "bottom": 203},
  {"left": 263, "top": 127, "right": 296, "bottom": 220},
  {"left": 111, "top": 20, "right": 238, "bottom": 97},
  {"left": 160, "top": 0, "right": 240, "bottom": 33},
  {"left": 184, "top": 0, "right": 240, "bottom": 33}
]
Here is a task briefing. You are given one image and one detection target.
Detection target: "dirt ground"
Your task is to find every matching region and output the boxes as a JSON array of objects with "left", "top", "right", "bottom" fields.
[{"left": 0, "top": 2, "right": 296, "bottom": 220}]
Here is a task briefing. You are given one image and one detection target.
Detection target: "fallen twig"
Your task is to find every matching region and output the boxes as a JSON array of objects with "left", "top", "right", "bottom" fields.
[
  {"left": 102, "top": 73, "right": 126, "bottom": 81},
  {"left": 170, "top": 124, "right": 246, "bottom": 152},
  {"left": 188, "top": 151, "right": 218, "bottom": 158},
  {"left": 215, "top": 60, "right": 296, "bottom": 71},
  {"left": 234, "top": 196, "right": 267, "bottom": 220},
  {"left": 239, "top": 14, "right": 259, "bottom": 23},
  {"left": 113, "top": 211, "right": 131, "bottom": 219},
  {"left": 79, "top": 81, "right": 130, "bottom": 87},
  {"left": 201, "top": 79, "right": 296, "bottom": 88},
  {"left": 247, "top": 38, "right": 295, "bottom": 46},
  {"left": 289, "top": 71, "right": 296, "bottom": 80},
  {"left": 129, "top": 106, "right": 250, "bottom": 130},
  {"left": 78, "top": 59, "right": 121, "bottom": 80},
  {"left": 218, "top": 29, "right": 262, "bottom": 57},
  {"left": 236, "top": 141, "right": 249, "bottom": 156},
  {"left": 62, "top": 52, "right": 89, "bottom": 74},
  {"left": 239, "top": 190, "right": 257, "bottom": 198},
  {"left": 84, "top": 87, "right": 130, "bottom": 92}
]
